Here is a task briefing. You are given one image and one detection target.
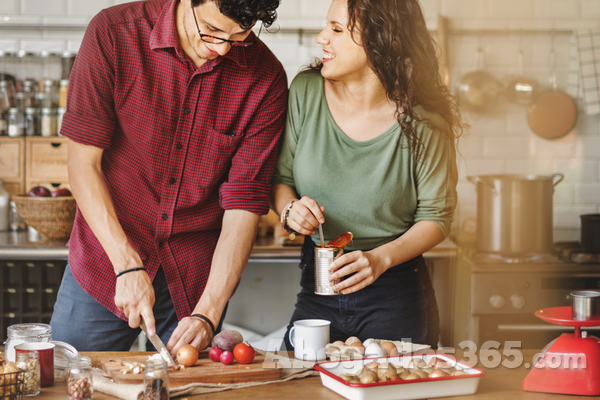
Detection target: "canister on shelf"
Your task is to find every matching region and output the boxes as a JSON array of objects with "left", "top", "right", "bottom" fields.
[
  {"left": 61, "top": 51, "right": 76, "bottom": 81},
  {"left": 0, "top": 180, "right": 9, "bottom": 231},
  {"left": 57, "top": 107, "right": 66, "bottom": 135},
  {"left": 10, "top": 200, "right": 26, "bottom": 231},
  {"left": 40, "top": 107, "right": 57, "bottom": 137},
  {"left": 24, "top": 107, "right": 39, "bottom": 136},
  {"left": 40, "top": 78, "right": 58, "bottom": 108},
  {"left": 59, "top": 79, "right": 68, "bottom": 108},
  {"left": 7, "top": 107, "right": 24, "bottom": 137}
]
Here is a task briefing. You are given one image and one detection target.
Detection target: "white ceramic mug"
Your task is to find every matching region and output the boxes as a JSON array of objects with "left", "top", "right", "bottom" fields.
[{"left": 288, "top": 319, "right": 330, "bottom": 361}]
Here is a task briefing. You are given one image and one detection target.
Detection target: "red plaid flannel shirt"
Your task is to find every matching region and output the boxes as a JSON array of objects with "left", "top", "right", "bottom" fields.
[{"left": 61, "top": 0, "right": 288, "bottom": 320}]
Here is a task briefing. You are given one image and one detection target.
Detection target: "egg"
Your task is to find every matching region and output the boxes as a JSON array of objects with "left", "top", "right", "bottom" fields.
[
  {"left": 362, "top": 338, "right": 377, "bottom": 348},
  {"left": 380, "top": 341, "right": 398, "bottom": 356},
  {"left": 349, "top": 342, "right": 365, "bottom": 353},
  {"left": 345, "top": 336, "right": 361, "bottom": 346},
  {"left": 364, "top": 342, "right": 387, "bottom": 358}
]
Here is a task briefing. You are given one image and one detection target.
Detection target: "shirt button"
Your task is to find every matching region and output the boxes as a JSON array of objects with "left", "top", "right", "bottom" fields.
[
  {"left": 161, "top": 213, "right": 168, "bottom": 220},
  {"left": 176, "top": 143, "right": 183, "bottom": 150},
  {"left": 169, "top": 178, "right": 176, "bottom": 184},
  {"left": 184, "top": 108, "right": 190, "bottom": 115},
  {"left": 158, "top": 242, "right": 164, "bottom": 247}
]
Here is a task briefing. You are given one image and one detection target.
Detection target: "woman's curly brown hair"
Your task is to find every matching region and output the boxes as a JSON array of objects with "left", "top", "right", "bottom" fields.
[
  {"left": 192, "top": 0, "right": 280, "bottom": 29},
  {"left": 315, "top": 0, "right": 464, "bottom": 157}
]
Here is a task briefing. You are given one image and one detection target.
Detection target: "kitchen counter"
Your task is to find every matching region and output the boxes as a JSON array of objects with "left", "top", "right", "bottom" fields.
[
  {"left": 0, "top": 231, "right": 458, "bottom": 261},
  {"left": 10, "top": 349, "right": 579, "bottom": 399}
]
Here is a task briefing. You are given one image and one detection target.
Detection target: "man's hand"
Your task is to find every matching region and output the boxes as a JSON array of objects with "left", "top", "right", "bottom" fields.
[
  {"left": 167, "top": 317, "right": 213, "bottom": 355},
  {"left": 114, "top": 270, "right": 156, "bottom": 334}
]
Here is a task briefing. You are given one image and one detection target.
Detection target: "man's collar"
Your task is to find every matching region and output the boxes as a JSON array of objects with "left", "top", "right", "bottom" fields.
[{"left": 149, "top": 0, "right": 248, "bottom": 68}]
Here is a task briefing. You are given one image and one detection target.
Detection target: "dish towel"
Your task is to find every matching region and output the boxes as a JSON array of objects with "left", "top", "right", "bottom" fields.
[
  {"left": 92, "top": 351, "right": 318, "bottom": 400},
  {"left": 568, "top": 29, "right": 600, "bottom": 115}
]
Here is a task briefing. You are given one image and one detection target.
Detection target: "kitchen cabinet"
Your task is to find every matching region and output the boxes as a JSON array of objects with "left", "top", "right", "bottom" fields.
[
  {"left": 0, "top": 137, "right": 25, "bottom": 199},
  {"left": 25, "top": 136, "right": 70, "bottom": 193}
]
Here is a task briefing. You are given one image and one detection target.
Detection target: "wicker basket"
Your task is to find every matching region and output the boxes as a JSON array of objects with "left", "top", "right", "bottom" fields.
[
  {"left": 12, "top": 195, "right": 77, "bottom": 241},
  {"left": 0, "top": 367, "right": 24, "bottom": 399}
]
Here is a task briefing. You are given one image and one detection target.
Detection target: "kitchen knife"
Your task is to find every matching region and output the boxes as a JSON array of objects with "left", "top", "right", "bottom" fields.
[{"left": 139, "top": 319, "right": 177, "bottom": 367}]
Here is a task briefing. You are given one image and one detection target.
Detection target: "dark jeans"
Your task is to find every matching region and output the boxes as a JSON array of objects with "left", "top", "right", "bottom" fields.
[
  {"left": 283, "top": 238, "right": 440, "bottom": 351},
  {"left": 50, "top": 264, "right": 227, "bottom": 351}
]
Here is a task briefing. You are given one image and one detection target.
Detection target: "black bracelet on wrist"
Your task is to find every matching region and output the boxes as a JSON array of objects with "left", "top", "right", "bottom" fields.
[
  {"left": 191, "top": 314, "right": 216, "bottom": 336},
  {"left": 115, "top": 266, "right": 146, "bottom": 278}
]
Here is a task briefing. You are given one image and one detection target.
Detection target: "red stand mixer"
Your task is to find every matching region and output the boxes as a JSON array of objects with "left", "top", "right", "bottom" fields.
[{"left": 523, "top": 297, "right": 600, "bottom": 395}]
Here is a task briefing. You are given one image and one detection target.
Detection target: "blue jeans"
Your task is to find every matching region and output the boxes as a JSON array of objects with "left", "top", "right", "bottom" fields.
[
  {"left": 284, "top": 238, "right": 440, "bottom": 351},
  {"left": 50, "top": 264, "right": 227, "bottom": 351}
]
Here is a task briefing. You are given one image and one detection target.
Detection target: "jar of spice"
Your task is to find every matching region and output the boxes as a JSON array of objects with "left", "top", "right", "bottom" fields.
[
  {"left": 16, "top": 350, "right": 41, "bottom": 396},
  {"left": 57, "top": 107, "right": 66, "bottom": 135},
  {"left": 24, "top": 107, "right": 39, "bottom": 136},
  {"left": 68, "top": 356, "right": 93, "bottom": 400},
  {"left": 144, "top": 359, "right": 169, "bottom": 400},
  {"left": 4, "top": 323, "right": 52, "bottom": 362},
  {"left": 40, "top": 107, "right": 57, "bottom": 137},
  {"left": 59, "top": 79, "right": 68, "bottom": 108},
  {"left": 7, "top": 107, "right": 24, "bottom": 137}
]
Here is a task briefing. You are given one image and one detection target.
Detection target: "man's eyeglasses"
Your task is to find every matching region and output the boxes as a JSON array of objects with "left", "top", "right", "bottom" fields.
[{"left": 191, "top": 5, "right": 261, "bottom": 48}]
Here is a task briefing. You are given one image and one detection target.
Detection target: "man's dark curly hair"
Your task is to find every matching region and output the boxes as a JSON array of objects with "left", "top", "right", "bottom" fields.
[{"left": 191, "top": 0, "right": 280, "bottom": 29}]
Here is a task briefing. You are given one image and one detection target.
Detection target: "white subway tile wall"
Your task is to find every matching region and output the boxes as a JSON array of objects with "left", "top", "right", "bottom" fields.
[{"left": 0, "top": 0, "right": 598, "bottom": 241}]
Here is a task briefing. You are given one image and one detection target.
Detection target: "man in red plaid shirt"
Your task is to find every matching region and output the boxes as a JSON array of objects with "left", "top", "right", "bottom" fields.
[{"left": 50, "top": 0, "right": 287, "bottom": 354}]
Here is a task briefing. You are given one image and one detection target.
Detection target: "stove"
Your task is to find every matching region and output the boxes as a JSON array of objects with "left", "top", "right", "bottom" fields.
[
  {"left": 554, "top": 241, "right": 600, "bottom": 264},
  {"left": 461, "top": 243, "right": 600, "bottom": 349}
]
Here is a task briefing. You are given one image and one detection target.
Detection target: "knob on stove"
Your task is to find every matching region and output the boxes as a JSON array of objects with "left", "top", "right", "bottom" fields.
[
  {"left": 489, "top": 294, "right": 505, "bottom": 309},
  {"left": 510, "top": 294, "right": 526, "bottom": 309}
]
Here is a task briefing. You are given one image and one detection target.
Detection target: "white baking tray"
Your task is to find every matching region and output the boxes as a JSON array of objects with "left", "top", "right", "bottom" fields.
[{"left": 314, "top": 353, "right": 484, "bottom": 400}]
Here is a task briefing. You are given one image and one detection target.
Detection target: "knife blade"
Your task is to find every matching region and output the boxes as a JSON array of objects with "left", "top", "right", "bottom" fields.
[{"left": 139, "top": 319, "right": 177, "bottom": 367}]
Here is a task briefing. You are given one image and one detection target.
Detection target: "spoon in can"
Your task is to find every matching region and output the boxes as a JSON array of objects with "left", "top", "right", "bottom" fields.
[{"left": 318, "top": 223, "right": 325, "bottom": 248}]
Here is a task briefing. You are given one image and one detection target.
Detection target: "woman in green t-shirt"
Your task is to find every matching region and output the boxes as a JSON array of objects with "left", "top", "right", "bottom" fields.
[{"left": 271, "top": 0, "right": 464, "bottom": 349}]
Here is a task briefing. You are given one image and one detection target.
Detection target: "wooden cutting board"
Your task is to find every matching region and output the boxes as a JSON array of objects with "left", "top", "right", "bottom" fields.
[{"left": 101, "top": 351, "right": 282, "bottom": 387}]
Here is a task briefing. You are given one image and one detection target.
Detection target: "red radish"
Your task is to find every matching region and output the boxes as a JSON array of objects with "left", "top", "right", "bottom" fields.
[
  {"left": 220, "top": 350, "right": 234, "bottom": 365},
  {"left": 208, "top": 346, "right": 223, "bottom": 362}
]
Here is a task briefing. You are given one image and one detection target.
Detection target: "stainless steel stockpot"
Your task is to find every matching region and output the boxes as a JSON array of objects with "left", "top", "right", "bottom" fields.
[{"left": 467, "top": 174, "right": 563, "bottom": 255}]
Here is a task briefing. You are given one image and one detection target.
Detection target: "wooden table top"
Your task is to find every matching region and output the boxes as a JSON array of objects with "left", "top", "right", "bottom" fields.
[{"left": 18, "top": 349, "right": 592, "bottom": 399}]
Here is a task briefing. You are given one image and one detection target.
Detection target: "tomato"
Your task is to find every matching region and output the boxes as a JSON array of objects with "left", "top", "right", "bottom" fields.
[
  {"left": 233, "top": 341, "right": 255, "bottom": 364},
  {"left": 326, "top": 232, "right": 353, "bottom": 248},
  {"left": 176, "top": 344, "right": 199, "bottom": 367}
]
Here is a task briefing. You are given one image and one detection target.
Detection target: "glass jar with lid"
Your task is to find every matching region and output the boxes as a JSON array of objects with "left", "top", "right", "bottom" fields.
[
  {"left": 4, "top": 323, "right": 52, "bottom": 362},
  {"left": 24, "top": 107, "right": 39, "bottom": 136},
  {"left": 16, "top": 350, "right": 41, "bottom": 396},
  {"left": 7, "top": 107, "right": 24, "bottom": 137},
  {"left": 144, "top": 359, "right": 169, "bottom": 400},
  {"left": 40, "top": 107, "right": 57, "bottom": 137},
  {"left": 67, "top": 356, "right": 93, "bottom": 400}
]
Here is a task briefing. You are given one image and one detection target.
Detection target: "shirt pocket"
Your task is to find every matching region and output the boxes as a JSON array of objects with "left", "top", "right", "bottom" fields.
[{"left": 198, "top": 127, "right": 245, "bottom": 188}]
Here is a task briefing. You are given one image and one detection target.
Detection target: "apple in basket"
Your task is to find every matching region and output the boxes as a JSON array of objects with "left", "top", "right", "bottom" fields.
[
  {"left": 28, "top": 186, "right": 51, "bottom": 197},
  {"left": 52, "top": 188, "right": 72, "bottom": 197}
]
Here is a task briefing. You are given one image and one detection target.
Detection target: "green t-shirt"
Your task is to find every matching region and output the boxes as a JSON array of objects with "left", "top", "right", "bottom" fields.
[{"left": 272, "top": 70, "right": 458, "bottom": 250}]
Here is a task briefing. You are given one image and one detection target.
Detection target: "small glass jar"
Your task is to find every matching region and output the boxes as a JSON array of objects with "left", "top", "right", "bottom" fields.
[
  {"left": 21, "top": 79, "right": 37, "bottom": 108},
  {"left": 68, "top": 356, "right": 93, "bottom": 400},
  {"left": 4, "top": 323, "right": 52, "bottom": 362},
  {"left": 24, "top": 107, "right": 39, "bottom": 136},
  {"left": 59, "top": 79, "right": 68, "bottom": 109},
  {"left": 40, "top": 79, "right": 58, "bottom": 108},
  {"left": 16, "top": 350, "right": 41, "bottom": 396},
  {"left": 143, "top": 359, "right": 169, "bottom": 400},
  {"left": 57, "top": 107, "right": 66, "bottom": 135},
  {"left": 9, "top": 200, "right": 26, "bottom": 231},
  {"left": 7, "top": 107, "right": 24, "bottom": 137},
  {"left": 61, "top": 51, "right": 76, "bottom": 81},
  {"left": 40, "top": 107, "right": 57, "bottom": 137}
]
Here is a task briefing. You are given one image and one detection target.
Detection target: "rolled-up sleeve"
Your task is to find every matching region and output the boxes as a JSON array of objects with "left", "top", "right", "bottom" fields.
[
  {"left": 220, "top": 68, "right": 288, "bottom": 215},
  {"left": 413, "top": 123, "right": 458, "bottom": 238},
  {"left": 60, "top": 10, "right": 116, "bottom": 149}
]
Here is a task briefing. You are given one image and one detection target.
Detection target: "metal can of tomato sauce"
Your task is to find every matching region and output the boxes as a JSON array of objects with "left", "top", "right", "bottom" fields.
[{"left": 314, "top": 247, "right": 343, "bottom": 295}]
